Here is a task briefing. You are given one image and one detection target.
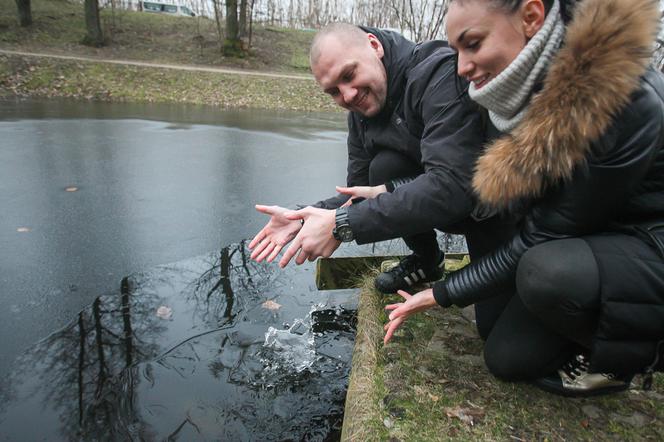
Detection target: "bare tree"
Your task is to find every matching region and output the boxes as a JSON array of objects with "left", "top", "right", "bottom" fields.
[
  {"left": 239, "top": 0, "right": 248, "bottom": 37},
  {"left": 14, "top": 0, "right": 31, "bottom": 26},
  {"left": 83, "top": 0, "right": 104, "bottom": 47},
  {"left": 212, "top": 0, "right": 224, "bottom": 53},
  {"left": 390, "top": 0, "right": 448, "bottom": 41},
  {"left": 225, "top": 0, "right": 243, "bottom": 54}
]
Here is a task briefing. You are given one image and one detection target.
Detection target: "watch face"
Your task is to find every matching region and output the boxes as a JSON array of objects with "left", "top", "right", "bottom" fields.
[{"left": 338, "top": 226, "right": 354, "bottom": 242}]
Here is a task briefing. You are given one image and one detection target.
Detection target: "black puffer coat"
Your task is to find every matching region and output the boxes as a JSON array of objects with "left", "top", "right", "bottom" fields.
[
  {"left": 313, "top": 28, "right": 488, "bottom": 244},
  {"left": 432, "top": 0, "right": 664, "bottom": 374}
]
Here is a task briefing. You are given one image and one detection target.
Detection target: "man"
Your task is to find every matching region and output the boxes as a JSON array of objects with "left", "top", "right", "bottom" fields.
[{"left": 249, "top": 23, "right": 512, "bottom": 301}]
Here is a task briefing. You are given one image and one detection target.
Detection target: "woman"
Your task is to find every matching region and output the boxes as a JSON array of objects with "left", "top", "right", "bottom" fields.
[{"left": 382, "top": 0, "right": 664, "bottom": 396}]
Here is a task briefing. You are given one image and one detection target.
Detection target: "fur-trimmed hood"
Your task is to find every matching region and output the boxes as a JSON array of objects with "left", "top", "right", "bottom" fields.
[{"left": 472, "top": 0, "right": 661, "bottom": 208}]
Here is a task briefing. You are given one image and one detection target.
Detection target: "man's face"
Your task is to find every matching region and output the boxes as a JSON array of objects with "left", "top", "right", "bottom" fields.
[{"left": 312, "top": 34, "right": 388, "bottom": 117}]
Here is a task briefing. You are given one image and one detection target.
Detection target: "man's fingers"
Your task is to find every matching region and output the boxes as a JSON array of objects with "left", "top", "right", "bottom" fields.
[
  {"left": 266, "top": 244, "right": 283, "bottom": 263},
  {"left": 279, "top": 241, "right": 300, "bottom": 268},
  {"left": 248, "top": 229, "right": 266, "bottom": 249},
  {"left": 384, "top": 303, "right": 402, "bottom": 311},
  {"left": 335, "top": 186, "right": 354, "bottom": 195},
  {"left": 255, "top": 242, "right": 276, "bottom": 262},
  {"left": 284, "top": 208, "right": 307, "bottom": 220},
  {"left": 250, "top": 237, "right": 269, "bottom": 259},
  {"left": 255, "top": 204, "right": 278, "bottom": 215},
  {"left": 295, "top": 248, "right": 309, "bottom": 265}
]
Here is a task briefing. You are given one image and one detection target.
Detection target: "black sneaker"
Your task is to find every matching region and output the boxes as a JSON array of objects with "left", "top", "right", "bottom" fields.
[
  {"left": 374, "top": 254, "right": 444, "bottom": 294},
  {"left": 534, "top": 353, "right": 632, "bottom": 397}
]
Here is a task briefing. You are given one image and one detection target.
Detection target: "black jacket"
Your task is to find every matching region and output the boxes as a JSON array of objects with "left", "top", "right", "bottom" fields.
[
  {"left": 433, "top": 0, "right": 664, "bottom": 373},
  {"left": 313, "top": 28, "right": 487, "bottom": 244}
]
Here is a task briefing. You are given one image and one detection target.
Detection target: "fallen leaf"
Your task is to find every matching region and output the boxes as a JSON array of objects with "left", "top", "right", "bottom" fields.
[
  {"left": 444, "top": 406, "right": 485, "bottom": 426},
  {"left": 262, "top": 300, "right": 282, "bottom": 311},
  {"left": 428, "top": 393, "right": 440, "bottom": 402},
  {"left": 156, "top": 305, "right": 173, "bottom": 319}
]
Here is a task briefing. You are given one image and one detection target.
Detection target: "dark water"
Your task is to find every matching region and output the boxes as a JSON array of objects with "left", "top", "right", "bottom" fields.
[
  {"left": 0, "top": 99, "right": 465, "bottom": 440},
  {"left": 0, "top": 98, "right": 349, "bottom": 380},
  {"left": 0, "top": 242, "right": 358, "bottom": 440}
]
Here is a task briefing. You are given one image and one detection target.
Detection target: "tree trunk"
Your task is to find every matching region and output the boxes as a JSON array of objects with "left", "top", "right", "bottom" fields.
[
  {"left": 83, "top": 0, "right": 104, "bottom": 47},
  {"left": 15, "top": 0, "right": 32, "bottom": 27},
  {"left": 238, "top": 0, "right": 247, "bottom": 38},
  {"left": 224, "top": 0, "right": 242, "bottom": 56},
  {"left": 213, "top": 0, "right": 224, "bottom": 52}
]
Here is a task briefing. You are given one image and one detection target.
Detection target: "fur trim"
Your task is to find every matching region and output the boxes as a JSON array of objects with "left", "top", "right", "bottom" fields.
[{"left": 473, "top": 0, "right": 660, "bottom": 208}]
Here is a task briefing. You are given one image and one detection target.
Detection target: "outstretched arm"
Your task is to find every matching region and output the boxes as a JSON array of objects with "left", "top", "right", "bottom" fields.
[
  {"left": 248, "top": 205, "right": 303, "bottom": 263},
  {"left": 278, "top": 207, "right": 342, "bottom": 268}
]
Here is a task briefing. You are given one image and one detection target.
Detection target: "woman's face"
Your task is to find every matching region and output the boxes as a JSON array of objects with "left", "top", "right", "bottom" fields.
[{"left": 446, "top": 0, "right": 544, "bottom": 89}]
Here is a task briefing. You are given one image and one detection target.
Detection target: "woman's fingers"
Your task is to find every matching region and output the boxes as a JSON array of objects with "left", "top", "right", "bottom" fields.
[
  {"left": 383, "top": 317, "right": 405, "bottom": 345},
  {"left": 396, "top": 289, "right": 413, "bottom": 300}
]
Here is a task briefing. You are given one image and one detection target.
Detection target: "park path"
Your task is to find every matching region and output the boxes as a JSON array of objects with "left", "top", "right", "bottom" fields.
[{"left": 0, "top": 48, "right": 315, "bottom": 80}]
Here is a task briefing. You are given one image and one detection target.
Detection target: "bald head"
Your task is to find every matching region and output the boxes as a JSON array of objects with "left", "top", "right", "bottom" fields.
[{"left": 309, "top": 23, "right": 370, "bottom": 69}]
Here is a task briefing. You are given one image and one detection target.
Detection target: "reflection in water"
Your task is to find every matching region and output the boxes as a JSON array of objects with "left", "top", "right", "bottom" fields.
[{"left": 0, "top": 242, "right": 356, "bottom": 441}]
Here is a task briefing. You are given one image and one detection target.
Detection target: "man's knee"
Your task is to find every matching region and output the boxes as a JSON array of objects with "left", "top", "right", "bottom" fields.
[{"left": 368, "top": 150, "right": 421, "bottom": 186}]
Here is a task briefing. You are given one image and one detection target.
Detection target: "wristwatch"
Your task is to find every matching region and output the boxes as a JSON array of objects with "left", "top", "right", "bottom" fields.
[{"left": 332, "top": 207, "right": 354, "bottom": 242}]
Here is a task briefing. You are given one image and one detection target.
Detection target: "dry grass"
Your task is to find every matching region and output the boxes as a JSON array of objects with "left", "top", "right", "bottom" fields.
[
  {"left": 341, "top": 273, "right": 390, "bottom": 441},
  {"left": 343, "top": 271, "right": 664, "bottom": 441}
]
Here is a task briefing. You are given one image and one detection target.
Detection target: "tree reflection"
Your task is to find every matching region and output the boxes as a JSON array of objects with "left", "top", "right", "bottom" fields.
[{"left": 0, "top": 243, "right": 331, "bottom": 440}]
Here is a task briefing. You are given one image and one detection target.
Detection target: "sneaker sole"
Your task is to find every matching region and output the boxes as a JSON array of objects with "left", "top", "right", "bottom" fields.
[{"left": 532, "top": 379, "right": 630, "bottom": 398}]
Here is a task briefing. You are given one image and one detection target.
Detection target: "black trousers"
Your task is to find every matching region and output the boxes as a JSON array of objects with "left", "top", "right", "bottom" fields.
[
  {"left": 368, "top": 150, "right": 441, "bottom": 265},
  {"left": 483, "top": 234, "right": 664, "bottom": 380}
]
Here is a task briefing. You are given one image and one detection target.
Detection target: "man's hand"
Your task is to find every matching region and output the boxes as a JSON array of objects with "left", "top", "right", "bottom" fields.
[
  {"left": 248, "top": 205, "right": 303, "bottom": 263},
  {"left": 336, "top": 184, "right": 387, "bottom": 201},
  {"left": 278, "top": 207, "right": 342, "bottom": 268},
  {"left": 383, "top": 288, "right": 438, "bottom": 345}
]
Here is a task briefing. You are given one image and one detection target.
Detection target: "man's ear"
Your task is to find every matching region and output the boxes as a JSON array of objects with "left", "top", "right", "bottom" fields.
[
  {"left": 367, "top": 33, "right": 385, "bottom": 59},
  {"left": 522, "top": 0, "right": 546, "bottom": 39}
]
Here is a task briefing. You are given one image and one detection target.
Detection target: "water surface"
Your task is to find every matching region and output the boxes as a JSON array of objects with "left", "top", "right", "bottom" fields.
[
  {"left": 0, "top": 99, "right": 348, "bottom": 378},
  {"left": 0, "top": 243, "right": 357, "bottom": 440}
]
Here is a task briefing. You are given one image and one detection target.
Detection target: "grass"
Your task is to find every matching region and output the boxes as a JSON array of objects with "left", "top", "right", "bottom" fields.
[
  {"left": 0, "top": 0, "right": 336, "bottom": 110},
  {"left": 0, "top": 0, "right": 316, "bottom": 73},
  {"left": 0, "top": 54, "right": 336, "bottom": 111},
  {"left": 343, "top": 272, "right": 664, "bottom": 441}
]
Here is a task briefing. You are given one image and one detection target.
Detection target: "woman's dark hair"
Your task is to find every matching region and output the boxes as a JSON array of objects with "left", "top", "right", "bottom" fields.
[{"left": 450, "top": 0, "right": 577, "bottom": 23}]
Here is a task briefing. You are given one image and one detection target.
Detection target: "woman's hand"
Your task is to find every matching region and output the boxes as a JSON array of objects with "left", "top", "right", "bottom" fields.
[
  {"left": 336, "top": 184, "right": 387, "bottom": 203},
  {"left": 383, "top": 288, "right": 438, "bottom": 345}
]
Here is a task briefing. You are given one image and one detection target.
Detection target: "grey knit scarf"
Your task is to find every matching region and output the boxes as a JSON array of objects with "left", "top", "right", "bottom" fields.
[{"left": 468, "top": 0, "right": 565, "bottom": 132}]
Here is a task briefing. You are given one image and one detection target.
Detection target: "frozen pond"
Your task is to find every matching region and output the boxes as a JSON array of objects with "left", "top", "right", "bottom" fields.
[
  {"left": 0, "top": 98, "right": 348, "bottom": 379},
  {"left": 0, "top": 243, "right": 358, "bottom": 440}
]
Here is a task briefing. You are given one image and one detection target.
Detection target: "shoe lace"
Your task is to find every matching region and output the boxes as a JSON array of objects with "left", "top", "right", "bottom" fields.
[
  {"left": 394, "top": 255, "right": 422, "bottom": 276},
  {"left": 562, "top": 354, "right": 590, "bottom": 381}
]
